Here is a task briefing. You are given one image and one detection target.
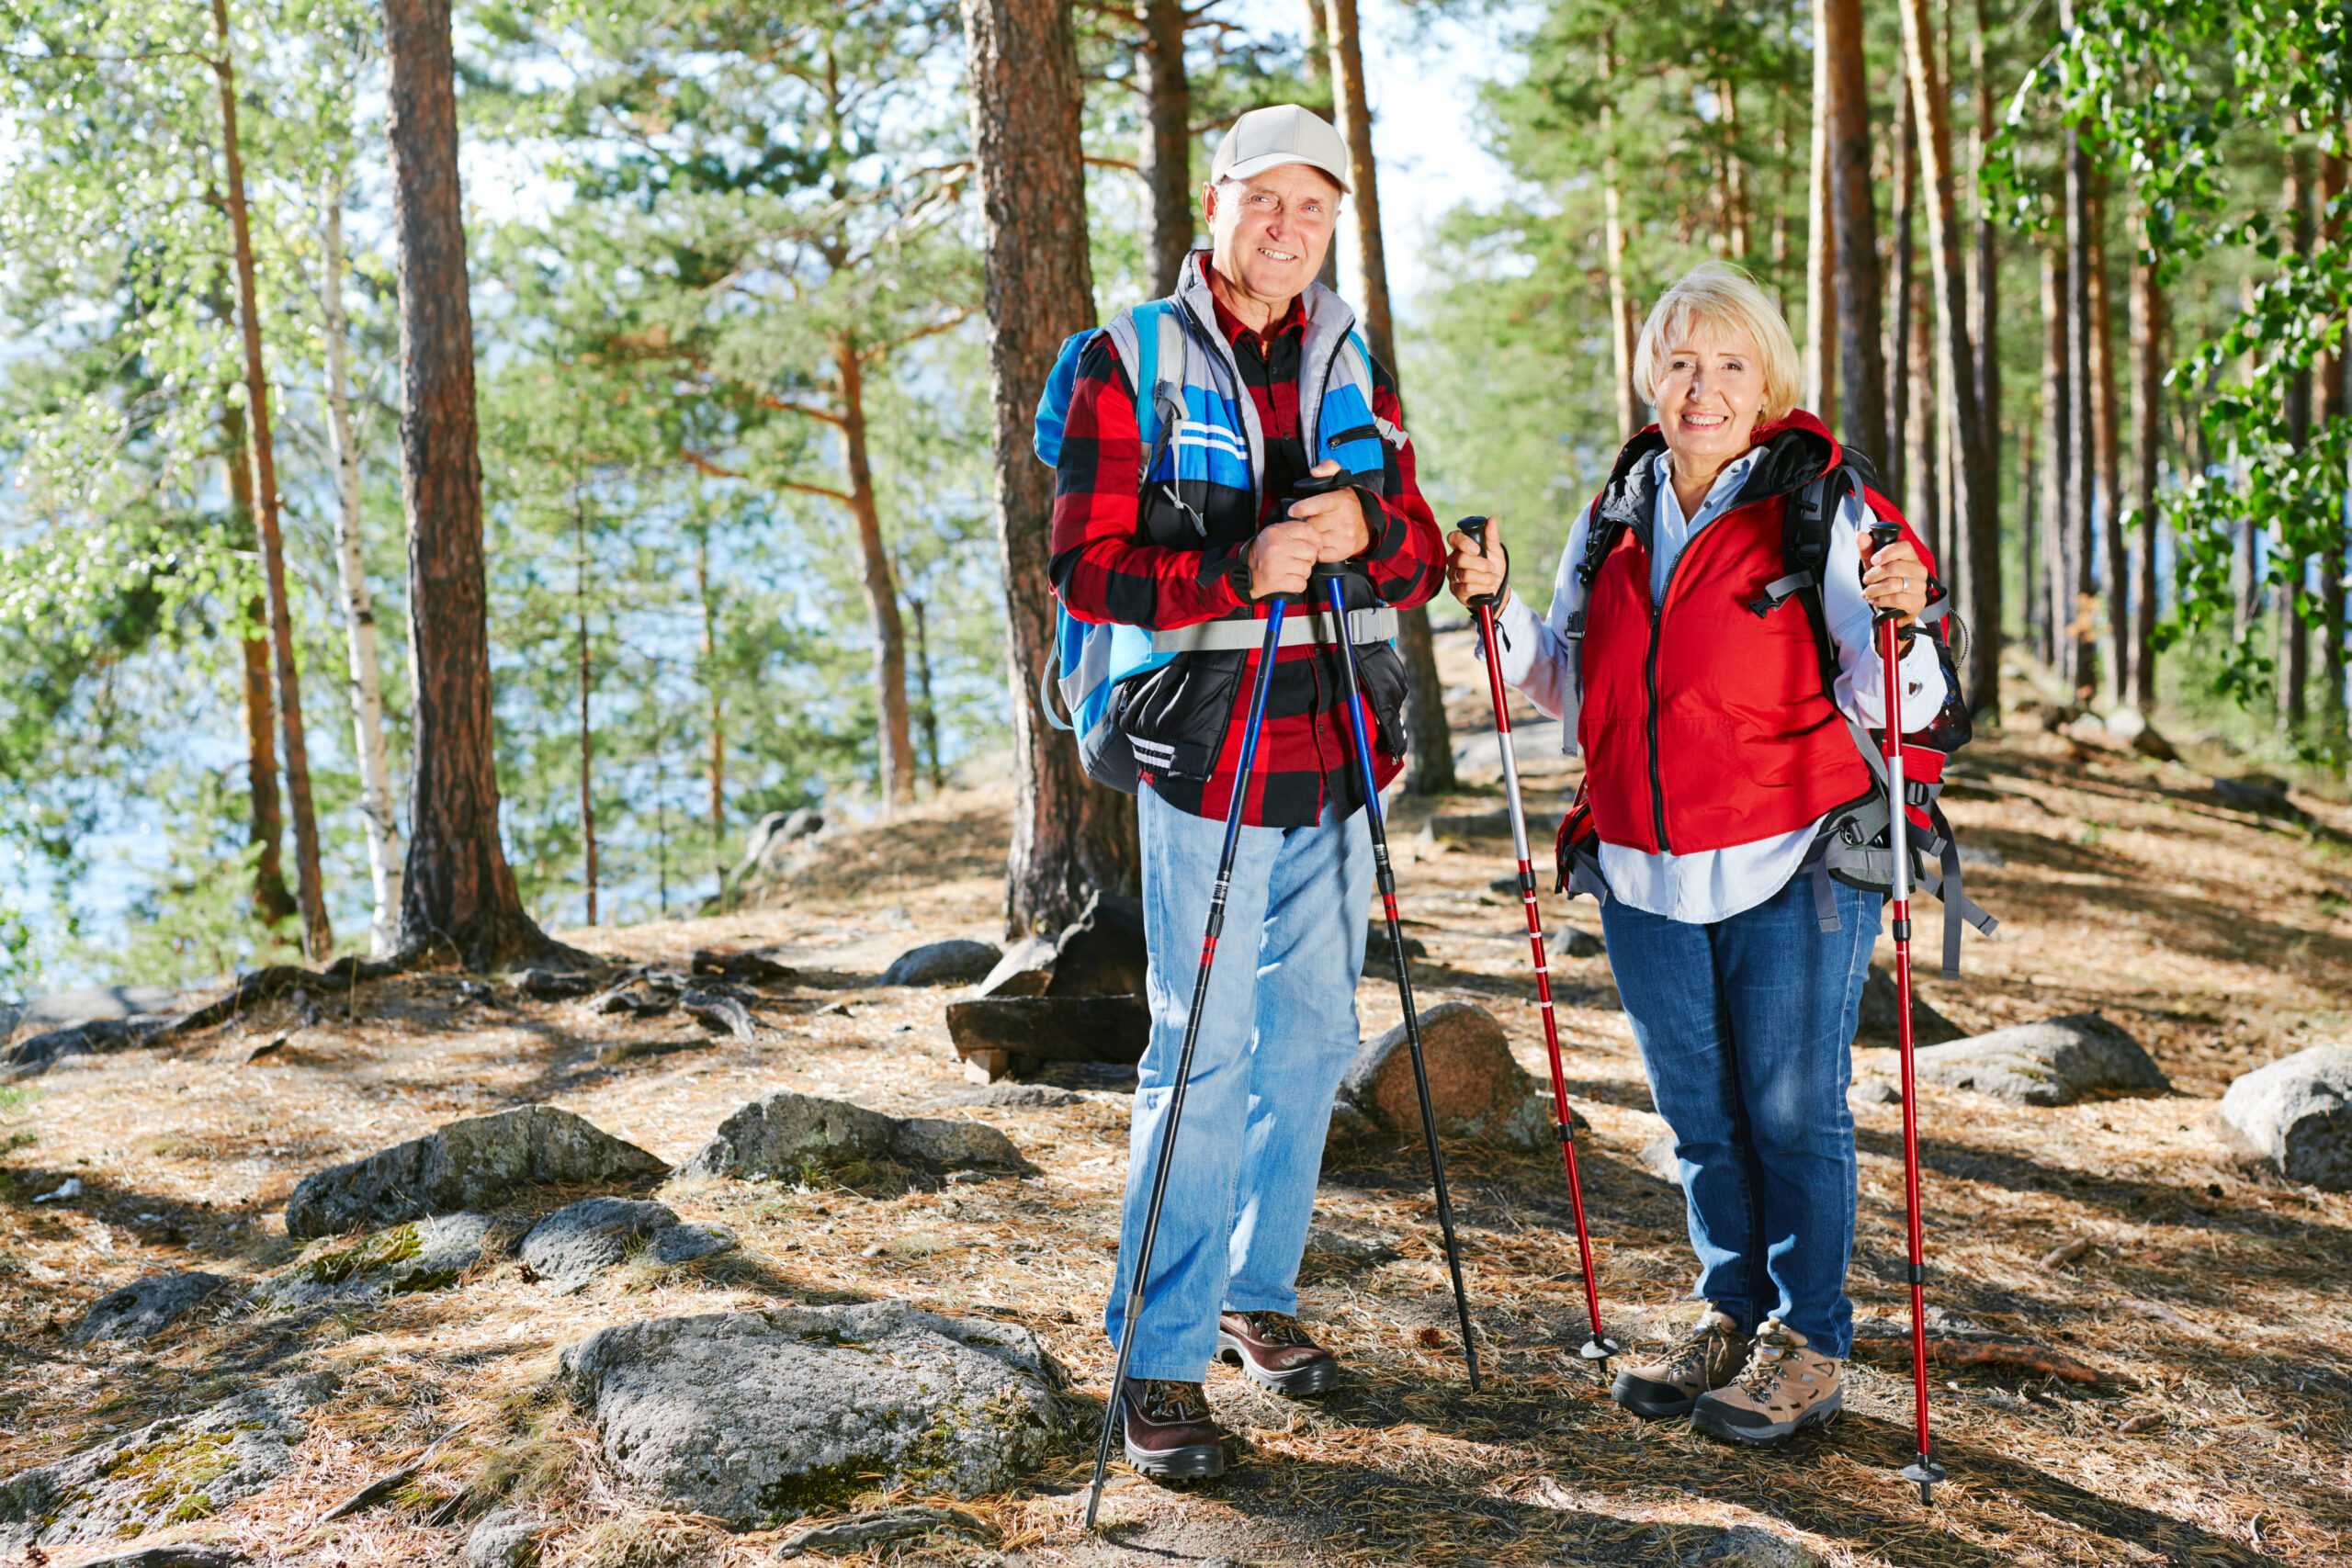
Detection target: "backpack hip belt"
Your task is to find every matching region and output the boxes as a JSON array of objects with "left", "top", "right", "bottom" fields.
[{"left": 1150, "top": 604, "right": 1396, "bottom": 654}]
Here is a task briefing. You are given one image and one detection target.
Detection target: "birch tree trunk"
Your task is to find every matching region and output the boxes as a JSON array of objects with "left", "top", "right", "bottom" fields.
[
  {"left": 383, "top": 0, "right": 552, "bottom": 967},
  {"left": 837, "top": 337, "right": 918, "bottom": 809},
  {"left": 214, "top": 0, "right": 331, "bottom": 958},
  {"left": 1899, "top": 0, "right": 1997, "bottom": 708},
  {"left": 1324, "top": 0, "right": 1454, "bottom": 795},
  {"left": 1136, "top": 0, "right": 1193, "bottom": 298},
  {"left": 322, "top": 182, "right": 404, "bottom": 957},
  {"left": 963, "top": 0, "right": 1141, "bottom": 934}
]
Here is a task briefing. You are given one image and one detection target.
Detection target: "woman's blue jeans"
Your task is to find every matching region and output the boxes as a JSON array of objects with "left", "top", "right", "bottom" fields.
[
  {"left": 1106, "top": 785, "right": 1373, "bottom": 1382},
  {"left": 1600, "top": 873, "right": 1879, "bottom": 1358}
]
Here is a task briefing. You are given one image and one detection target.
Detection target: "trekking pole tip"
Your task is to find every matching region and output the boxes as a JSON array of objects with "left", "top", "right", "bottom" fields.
[
  {"left": 1900, "top": 1454, "right": 1946, "bottom": 1506},
  {"left": 1578, "top": 1334, "right": 1623, "bottom": 1362}
]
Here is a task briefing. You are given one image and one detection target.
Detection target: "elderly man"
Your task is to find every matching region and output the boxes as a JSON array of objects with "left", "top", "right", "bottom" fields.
[{"left": 1049, "top": 104, "right": 1443, "bottom": 1480}]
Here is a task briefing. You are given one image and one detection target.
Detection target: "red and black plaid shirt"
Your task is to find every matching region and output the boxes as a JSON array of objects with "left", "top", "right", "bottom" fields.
[{"left": 1048, "top": 262, "right": 1442, "bottom": 827}]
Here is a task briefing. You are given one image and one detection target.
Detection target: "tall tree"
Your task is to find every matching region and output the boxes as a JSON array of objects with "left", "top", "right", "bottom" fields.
[
  {"left": 2318, "top": 146, "right": 2347, "bottom": 745},
  {"left": 964, "top": 0, "right": 1141, "bottom": 932},
  {"left": 383, "top": 0, "right": 551, "bottom": 965},
  {"left": 1803, "top": 7, "right": 1834, "bottom": 421},
  {"left": 222, "top": 404, "right": 298, "bottom": 926},
  {"left": 2090, "top": 181, "right": 2127, "bottom": 706},
  {"left": 1968, "top": 0, "right": 2001, "bottom": 671},
  {"left": 1819, "top": 0, "right": 1885, "bottom": 466},
  {"left": 1323, "top": 0, "right": 1454, "bottom": 795},
  {"left": 1136, "top": 0, "right": 1193, "bottom": 297},
  {"left": 2128, "top": 196, "right": 2165, "bottom": 708},
  {"left": 2278, "top": 150, "right": 2315, "bottom": 730},
  {"left": 1602, "top": 28, "right": 1638, "bottom": 443},
  {"left": 1885, "top": 45, "right": 1915, "bottom": 502},
  {"left": 1899, "top": 0, "right": 1998, "bottom": 707},
  {"left": 2041, "top": 244, "right": 2071, "bottom": 670},
  {"left": 212, "top": 0, "right": 331, "bottom": 957}
]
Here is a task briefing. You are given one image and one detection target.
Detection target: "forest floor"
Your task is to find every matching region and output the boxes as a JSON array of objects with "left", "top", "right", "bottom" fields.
[{"left": 2, "top": 629, "right": 2349, "bottom": 1568}]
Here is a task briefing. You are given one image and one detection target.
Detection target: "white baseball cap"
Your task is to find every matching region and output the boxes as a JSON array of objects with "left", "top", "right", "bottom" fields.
[{"left": 1210, "top": 104, "right": 1353, "bottom": 194}]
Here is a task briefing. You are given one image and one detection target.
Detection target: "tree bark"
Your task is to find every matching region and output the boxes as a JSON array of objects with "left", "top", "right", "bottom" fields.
[
  {"left": 837, "top": 337, "right": 918, "bottom": 808},
  {"left": 1821, "top": 0, "right": 1885, "bottom": 467},
  {"left": 383, "top": 0, "right": 550, "bottom": 967},
  {"left": 2058, "top": 10, "right": 2097, "bottom": 699},
  {"left": 223, "top": 404, "right": 297, "bottom": 927},
  {"left": 1885, "top": 45, "right": 1914, "bottom": 504},
  {"left": 576, "top": 490, "right": 596, "bottom": 926},
  {"left": 1898, "top": 0, "right": 1996, "bottom": 707},
  {"left": 697, "top": 535, "right": 727, "bottom": 892},
  {"left": 1968, "top": 0, "right": 2001, "bottom": 688},
  {"left": 2020, "top": 413, "right": 2040, "bottom": 660},
  {"left": 910, "top": 593, "right": 944, "bottom": 791},
  {"left": 1602, "top": 30, "right": 1637, "bottom": 443},
  {"left": 1136, "top": 0, "right": 1193, "bottom": 298},
  {"left": 322, "top": 182, "right": 404, "bottom": 957},
  {"left": 2129, "top": 203, "right": 2165, "bottom": 710},
  {"left": 2280, "top": 149, "right": 2315, "bottom": 731},
  {"left": 1906, "top": 265, "right": 1939, "bottom": 553},
  {"left": 1804, "top": 7, "right": 1835, "bottom": 423},
  {"left": 214, "top": 0, "right": 331, "bottom": 958},
  {"left": 2041, "top": 245, "right": 2071, "bottom": 672},
  {"left": 1323, "top": 0, "right": 1453, "bottom": 795},
  {"left": 963, "top": 0, "right": 1141, "bottom": 934},
  {"left": 1720, "top": 75, "right": 1749, "bottom": 260},
  {"left": 2090, "top": 178, "right": 2127, "bottom": 708},
  {"left": 2317, "top": 148, "right": 2346, "bottom": 749}
]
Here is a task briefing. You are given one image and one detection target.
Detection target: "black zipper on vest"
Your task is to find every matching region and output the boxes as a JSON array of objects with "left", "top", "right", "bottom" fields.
[{"left": 1645, "top": 541, "right": 1691, "bottom": 855}]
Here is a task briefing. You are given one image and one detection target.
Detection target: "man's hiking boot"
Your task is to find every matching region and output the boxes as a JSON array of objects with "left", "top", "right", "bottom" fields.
[
  {"left": 1690, "top": 1317, "right": 1843, "bottom": 1447},
  {"left": 1610, "top": 1308, "right": 1753, "bottom": 1419},
  {"left": 1217, "top": 1310, "right": 1340, "bottom": 1396},
  {"left": 1119, "top": 1378, "right": 1227, "bottom": 1479}
]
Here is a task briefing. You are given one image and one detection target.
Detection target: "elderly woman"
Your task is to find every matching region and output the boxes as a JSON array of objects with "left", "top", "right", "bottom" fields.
[{"left": 1446, "top": 263, "right": 1950, "bottom": 1449}]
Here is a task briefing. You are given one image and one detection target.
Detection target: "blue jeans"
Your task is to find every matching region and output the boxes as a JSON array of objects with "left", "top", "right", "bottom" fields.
[
  {"left": 1106, "top": 784, "right": 1374, "bottom": 1382},
  {"left": 1600, "top": 872, "right": 1879, "bottom": 1358}
]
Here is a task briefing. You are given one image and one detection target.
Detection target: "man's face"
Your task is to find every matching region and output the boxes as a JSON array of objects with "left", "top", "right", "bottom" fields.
[{"left": 1203, "top": 164, "right": 1342, "bottom": 305}]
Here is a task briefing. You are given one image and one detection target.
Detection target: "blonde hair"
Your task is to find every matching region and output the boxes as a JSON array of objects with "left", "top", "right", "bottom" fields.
[{"left": 1631, "top": 262, "right": 1802, "bottom": 423}]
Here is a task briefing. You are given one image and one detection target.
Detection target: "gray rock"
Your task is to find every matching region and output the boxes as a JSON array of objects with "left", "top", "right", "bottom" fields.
[
  {"left": 1849, "top": 1077, "right": 1904, "bottom": 1107},
  {"left": 777, "top": 1506, "right": 990, "bottom": 1559},
  {"left": 0, "top": 1374, "right": 334, "bottom": 1547},
  {"left": 920, "top": 1083, "right": 1083, "bottom": 1111},
  {"left": 1855, "top": 964, "right": 1965, "bottom": 1043},
  {"left": 1548, "top": 924, "right": 1604, "bottom": 958},
  {"left": 1303, "top": 1224, "right": 1399, "bottom": 1266},
  {"left": 1342, "top": 1002, "right": 1537, "bottom": 1140},
  {"left": 1367, "top": 923, "right": 1429, "bottom": 961},
  {"left": 6, "top": 985, "right": 184, "bottom": 1034},
  {"left": 2211, "top": 1043, "right": 2352, "bottom": 1190},
  {"left": 1698, "top": 1524, "right": 1826, "bottom": 1568},
  {"left": 649, "top": 1222, "right": 739, "bottom": 1266},
  {"left": 1423, "top": 809, "right": 1515, "bottom": 840},
  {"left": 70, "top": 1270, "right": 234, "bottom": 1343},
  {"left": 4, "top": 1017, "right": 170, "bottom": 1077},
  {"left": 1043, "top": 891, "right": 1148, "bottom": 997},
  {"left": 730, "top": 809, "right": 824, "bottom": 886},
  {"left": 678, "top": 1090, "right": 1026, "bottom": 1179},
  {"left": 1320, "top": 1097, "right": 1377, "bottom": 1165},
  {"left": 944, "top": 996, "right": 1150, "bottom": 1067},
  {"left": 285, "top": 1105, "right": 669, "bottom": 1238},
  {"left": 63, "top": 1550, "right": 246, "bottom": 1568},
  {"left": 1642, "top": 1133, "right": 1682, "bottom": 1186},
  {"left": 467, "top": 1508, "right": 543, "bottom": 1568},
  {"left": 974, "top": 935, "right": 1060, "bottom": 998},
  {"left": 511, "top": 969, "right": 596, "bottom": 1000},
  {"left": 878, "top": 940, "right": 1002, "bottom": 987},
  {"left": 257, "top": 1213, "right": 493, "bottom": 1310},
  {"left": 1957, "top": 843, "right": 2006, "bottom": 868},
  {"left": 557, "top": 1303, "right": 1064, "bottom": 1525},
  {"left": 522, "top": 1198, "right": 680, "bottom": 1292},
  {"left": 1912, "top": 1014, "right": 2170, "bottom": 1107},
  {"left": 2211, "top": 774, "right": 2309, "bottom": 823}
]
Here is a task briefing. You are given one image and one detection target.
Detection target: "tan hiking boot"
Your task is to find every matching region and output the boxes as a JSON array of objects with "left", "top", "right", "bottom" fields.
[
  {"left": 1690, "top": 1317, "right": 1843, "bottom": 1446},
  {"left": 1609, "top": 1308, "right": 1753, "bottom": 1419}
]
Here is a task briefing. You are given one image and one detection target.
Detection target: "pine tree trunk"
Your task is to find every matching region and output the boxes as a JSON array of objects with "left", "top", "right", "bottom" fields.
[
  {"left": 322, "top": 182, "right": 404, "bottom": 957},
  {"left": 1303, "top": 0, "right": 1341, "bottom": 292},
  {"left": 214, "top": 0, "right": 331, "bottom": 958},
  {"left": 2057, "top": 12, "right": 2097, "bottom": 699},
  {"left": 2281, "top": 151, "right": 2315, "bottom": 731},
  {"left": 2041, "top": 246, "right": 2071, "bottom": 672},
  {"left": 2090, "top": 179, "right": 2127, "bottom": 709},
  {"left": 1324, "top": 0, "right": 1453, "bottom": 795},
  {"left": 223, "top": 404, "right": 297, "bottom": 927},
  {"left": 2020, "top": 414, "right": 2040, "bottom": 659},
  {"left": 1821, "top": 0, "right": 1885, "bottom": 467},
  {"left": 697, "top": 536, "right": 726, "bottom": 891},
  {"left": 837, "top": 337, "right": 918, "bottom": 808},
  {"left": 1721, "top": 76, "right": 1749, "bottom": 260},
  {"left": 962, "top": 0, "right": 1141, "bottom": 934},
  {"left": 2316, "top": 149, "right": 2346, "bottom": 750},
  {"left": 910, "top": 594, "right": 944, "bottom": 791},
  {"left": 1136, "top": 0, "right": 1193, "bottom": 298},
  {"left": 1885, "top": 46, "right": 1914, "bottom": 504},
  {"left": 1967, "top": 0, "right": 2001, "bottom": 699},
  {"left": 1900, "top": 0, "right": 1996, "bottom": 705},
  {"left": 1602, "top": 31, "right": 1637, "bottom": 443},
  {"left": 1804, "top": 12, "right": 1835, "bottom": 423},
  {"left": 383, "top": 0, "right": 551, "bottom": 968},
  {"left": 2129, "top": 206, "right": 2165, "bottom": 710},
  {"left": 577, "top": 491, "right": 596, "bottom": 927},
  {"left": 1905, "top": 267, "right": 1938, "bottom": 551}
]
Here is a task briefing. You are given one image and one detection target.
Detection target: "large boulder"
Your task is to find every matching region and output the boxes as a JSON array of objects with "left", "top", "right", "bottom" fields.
[
  {"left": 878, "top": 940, "right": 1001, "bottom": 988},
  {"left": 1341, "top": 1002, "right": 1543, "bottom": 1141},
  {"left": 1855, "top": 964, "right": 1966, "bottom": 1044},
  {"left": 557, "top": 1303, "right": 1065, "bottom": 1527},
  {"left": 70, "top": 1271, "right": 234, "bottom": 1343},
  {"left": 4, "top": 1017, "right": 170, "bottom": 1078},
  {"left": 256, "top": 1213, "right": 494, "bottom": 1310},
  {"left": 2210, "top": 1044, "right": 2352, "bottom": 1190},
  {"left": 1911, "top": 1014, "right": 2169, "bottom": 1107},
  {"left": 0, "top": 1374, "right": 334, "bottom": 1548},
  {"left": 285, "top": 1106, "right": 669, "bottom": 1238},
  {"left": 1041, "top": 891, "right": 1148, "bottom": 998},
  {"left": 944, "top": 996, "right": 1150, "bottom": 1074},
  {"left": 974, "top": 935, "right": 1060, "bottom": 998},
  {"left": 677, "top": 1090, "right": 1026, "bottom": 1180}
]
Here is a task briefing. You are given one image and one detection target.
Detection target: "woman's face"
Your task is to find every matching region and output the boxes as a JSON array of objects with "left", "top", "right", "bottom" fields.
[{"left": 1652, "top": 318, "right": 1767, "bottom": 472}]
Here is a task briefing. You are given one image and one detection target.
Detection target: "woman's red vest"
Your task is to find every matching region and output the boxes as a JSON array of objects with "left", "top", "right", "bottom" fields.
[{"left": 1578, "top": 412, "right": 1905, "bottom": 855}]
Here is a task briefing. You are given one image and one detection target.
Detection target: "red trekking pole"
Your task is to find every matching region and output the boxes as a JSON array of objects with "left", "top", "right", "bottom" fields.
[
  {"left": 1871, "top": 519, "right": 1943, "bottom": 1505},
  {"left": 1455, "top": 516, "right": 1622, "bottom": 1368}
]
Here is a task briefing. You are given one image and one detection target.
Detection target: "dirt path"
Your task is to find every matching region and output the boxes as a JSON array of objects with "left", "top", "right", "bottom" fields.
[{"left": 2, "top": 643, "right": 2347, "bottom": 1567}]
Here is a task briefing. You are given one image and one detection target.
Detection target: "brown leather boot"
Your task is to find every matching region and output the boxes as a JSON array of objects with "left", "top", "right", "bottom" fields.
[
  {"left": 1690, "top": 1318, "right": 1844, "bottom": 1446},
  {"left": 1216, "top": 1310, "right": 1340, "bottom": 1396},
  {"left": 1610, "top": 1307, "right": 1753, "bottom": 1419},
  {"left": 1118, "top": 1378, "right": 1227, "bottom": 1479}
]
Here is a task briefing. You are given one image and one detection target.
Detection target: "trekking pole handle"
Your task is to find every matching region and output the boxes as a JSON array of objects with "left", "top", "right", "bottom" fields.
[
  {"left": 1867, "top": 520, "right": 1904, "bottom": 628},
  {"left": 1456, "top": 514, "right": 1508, "bottom": 609}
]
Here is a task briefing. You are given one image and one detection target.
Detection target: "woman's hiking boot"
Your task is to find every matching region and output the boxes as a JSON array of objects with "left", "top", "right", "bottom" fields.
[
  {"left": 1610, "top": 1308, "right": 1753, "bottom": 1419},
  {"left": 1118, "top": 1378, "right": 1227, "bottom": 1479},
  {"left": 1216, "top": 1310, "right": 1340, "bottom": 1396},
  {"left": 1690, "top": 1317, "right": 1843, "bottom": 1446}
]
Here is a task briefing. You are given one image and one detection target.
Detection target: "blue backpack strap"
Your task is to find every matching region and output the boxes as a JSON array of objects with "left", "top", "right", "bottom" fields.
[{"left": 1033, "top": 326, "right": 1100, "bottom": 467}]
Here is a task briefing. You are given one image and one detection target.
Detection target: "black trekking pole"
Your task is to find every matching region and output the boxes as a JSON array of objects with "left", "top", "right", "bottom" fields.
[
  {"left": 1870, "top": 519, "right": 1943, "bottom": 1506},
  {"left": 1316, "top": 560, "right": 1482, "bottom": 1392},
  {"left": 1454, "top": 517, "right": 1623, "bottom": 1368},
  {"left": 1082, "top": 592, "right": 1292, "bottom": 1532}
]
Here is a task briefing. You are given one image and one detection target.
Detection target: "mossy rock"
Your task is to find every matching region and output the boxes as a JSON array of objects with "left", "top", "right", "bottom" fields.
[{"left": 254, "top": 1213, "right": 491, "bottom": 1311}]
